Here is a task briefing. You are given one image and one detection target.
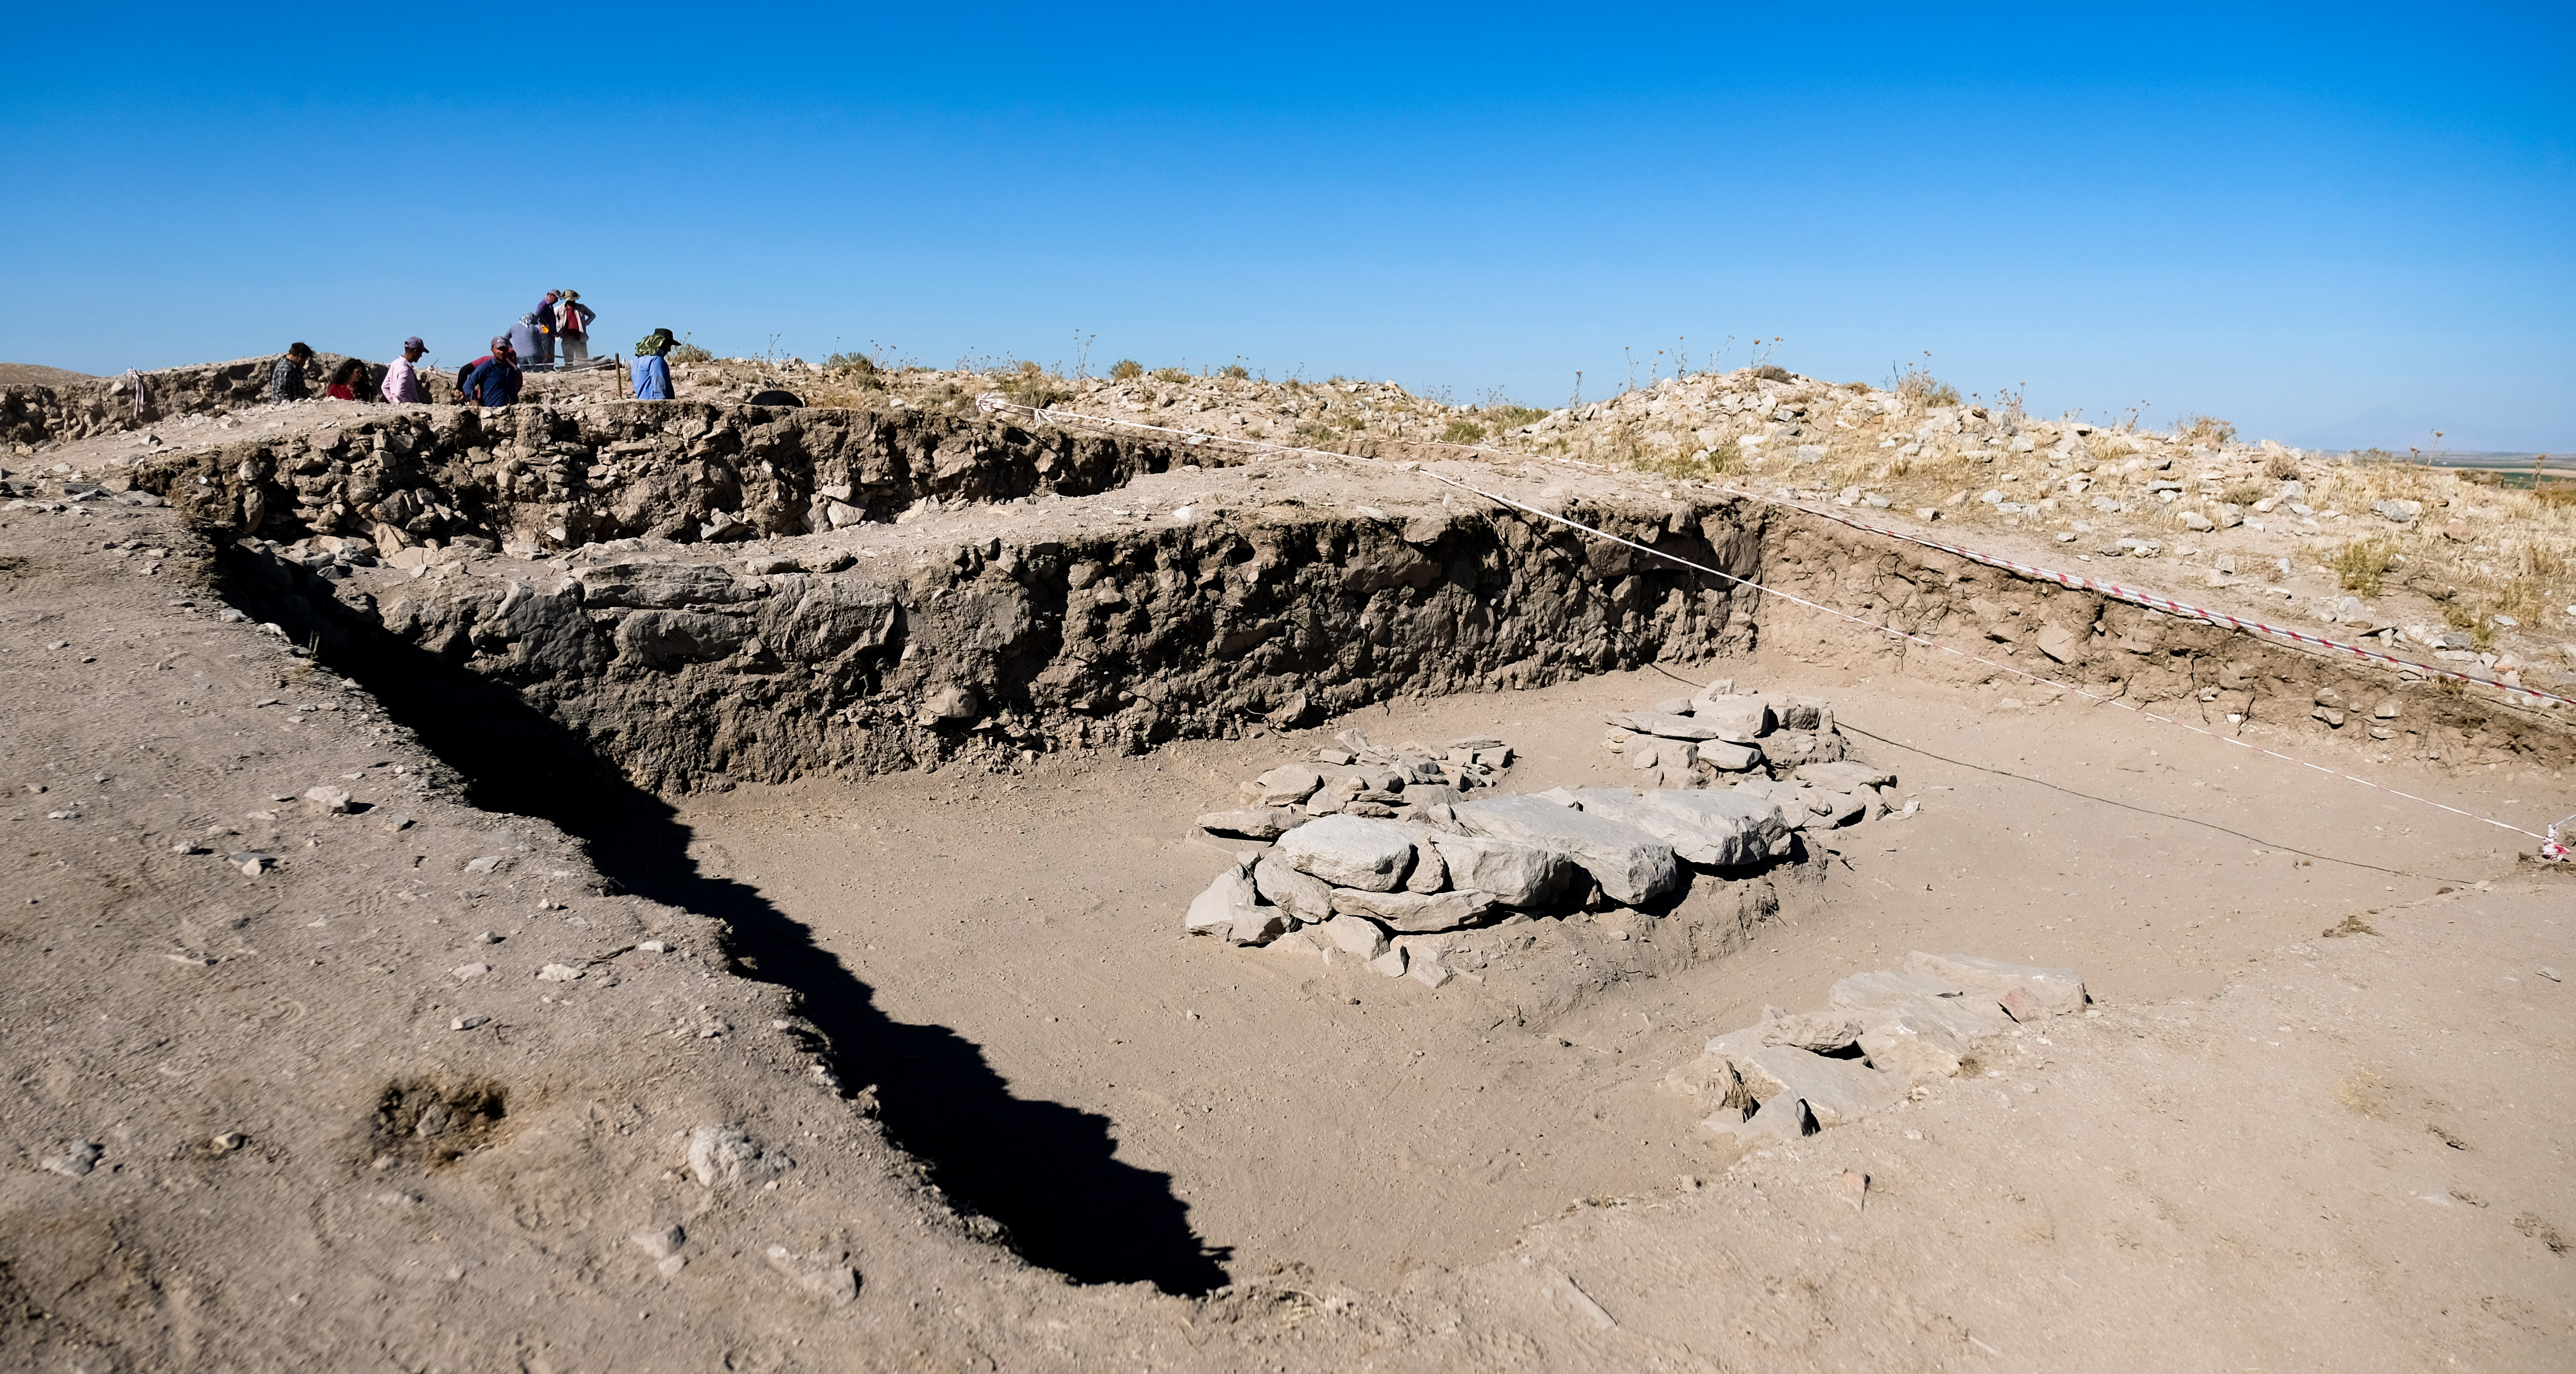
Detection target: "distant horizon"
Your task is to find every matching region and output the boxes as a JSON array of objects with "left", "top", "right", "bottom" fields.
[{"left": 4, "top": 2, "right": 2566, "bottom": 454}]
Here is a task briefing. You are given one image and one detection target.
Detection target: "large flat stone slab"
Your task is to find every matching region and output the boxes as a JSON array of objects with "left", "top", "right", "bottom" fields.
[
  {"left": 1327, "top": 887, "right": 1498, "bottom": 933},
  {"left": 1450, "top": 795, "right": 1679, "bottom": 905},
  {"left": 1905, "top": 951, "right": 2088, "bottom": 1015},
  {"left": 1425, "top": 833, "right": 1576, "bottom": 908},
  {"left": 1572, "top": 788, "right": 1789, "bottom": 868},
  {"left": 1708, "top": 1043, "right": 1903, "bottom": 1127},
  {"left": 1274, "top": 814, "right": 1414, "bottom": 892}
]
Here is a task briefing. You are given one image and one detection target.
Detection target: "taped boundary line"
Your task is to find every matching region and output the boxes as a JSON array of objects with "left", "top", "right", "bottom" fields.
[{"left": 974, "top": 394, "right": 2570, "bottom": 855}]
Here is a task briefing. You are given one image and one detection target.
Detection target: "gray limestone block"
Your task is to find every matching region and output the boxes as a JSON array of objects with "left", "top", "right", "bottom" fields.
[
  {"left": 1450, "top": 795, "right": 1678, "bottom": 906},
  {"left": 1275, "top": 814, "right": 1416, "bottom": 892},
  {"left": 1904, "top": 951, "right": 2087, "bottom": 1015}
]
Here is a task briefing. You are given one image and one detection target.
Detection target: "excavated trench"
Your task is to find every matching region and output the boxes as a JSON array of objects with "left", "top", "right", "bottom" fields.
[{"left": 171, "top": 398, "right": 2576, "bottom": 1290}]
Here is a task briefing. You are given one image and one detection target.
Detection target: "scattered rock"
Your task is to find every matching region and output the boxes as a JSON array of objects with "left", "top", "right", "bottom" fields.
[
  {"left": 452, "top": 962, "right": 489, "bottom": 980},
  {"left": 687, "top": 1126, "right": 761, "bottom": 1187},
  {"left": 1184, "top": 859, "right": 1281, "bottom": 945},
  {"left": 1251, "top": 765, "right": 1325, "bottom": 806},
  {"left": 632, "top": 1224, "right": 686, "bottom": 1260},
  {"left": 536, "top": 963, "right": 584, "bottom": 982},
  {"left": 2035, "top": 624, "right": 2085, "bottom": 663},
  {"left": 41, "top": 1140, "right": 103, "bottom": 1178},
  {"left": 1319, "top": 913, "right": 1391, "bottom": 960},
  {"left": 450, "top": 1014, "right": 490, "bottom": 1031},
  {"left": 764, "top": 1245, "right": 861, "bottom": 1306},
  {"left": 303, "top": 785, "right": 353, "bottom": 814}
]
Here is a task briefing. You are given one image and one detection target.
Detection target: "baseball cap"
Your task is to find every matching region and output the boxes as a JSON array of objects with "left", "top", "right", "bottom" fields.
[{"left": 403, "top": 336, "right": 426, "bottom": 351}]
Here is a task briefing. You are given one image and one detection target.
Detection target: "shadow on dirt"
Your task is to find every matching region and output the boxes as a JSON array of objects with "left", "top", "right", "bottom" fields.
[{"left": 223, "top": 546, "right": 1232, "bottom": 1295}]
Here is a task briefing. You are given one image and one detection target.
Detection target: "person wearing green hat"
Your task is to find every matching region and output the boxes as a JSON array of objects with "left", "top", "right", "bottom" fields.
[{"left": 631, "top": 328, "right": 676, "bottom": 400}]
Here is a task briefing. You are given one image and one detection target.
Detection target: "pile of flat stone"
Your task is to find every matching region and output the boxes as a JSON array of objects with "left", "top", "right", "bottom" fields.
[
  {"left": 1185, "top": 782, "right": 1797, "bottom": 987},
  {"left": 1194, "top": 728, "right": 1513, "bottom": 839},
  {"left": 1663, "top": 952, "right": 2086, "bottom": 1145},
  {"left": 1605, "top": 678, "right": 1917, "bottom": 828}
]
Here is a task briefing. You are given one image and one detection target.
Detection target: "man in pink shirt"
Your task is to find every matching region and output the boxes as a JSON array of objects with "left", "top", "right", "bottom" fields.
[{"left": 380, "top": 337, "right": 428, "bottom": 403}]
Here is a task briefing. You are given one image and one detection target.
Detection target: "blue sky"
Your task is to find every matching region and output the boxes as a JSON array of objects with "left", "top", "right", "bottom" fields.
[{"left": 3, "top": 4, "right": 2568, "bottom": 450}]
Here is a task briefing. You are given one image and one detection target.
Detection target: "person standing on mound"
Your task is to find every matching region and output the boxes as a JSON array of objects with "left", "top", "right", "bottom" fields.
[
  {"left": 631, "top": 328, "right": 676, "bottom": 400},
  {"left": 557, "top": 291, "right": 595, "bottom": 365}
]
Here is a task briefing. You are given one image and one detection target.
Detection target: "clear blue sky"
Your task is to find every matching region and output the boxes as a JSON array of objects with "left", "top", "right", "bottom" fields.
[{"left": 4, "top": 3, "right": 2568, "bottom": 450}]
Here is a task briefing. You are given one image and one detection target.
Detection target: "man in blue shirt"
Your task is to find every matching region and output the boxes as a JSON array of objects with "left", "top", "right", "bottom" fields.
[
  {"left": 631, "top": 328, "right": 677, "bottom": 401},
  {"left": 462, "top": 338, "right": 523, "bottom": 407}
]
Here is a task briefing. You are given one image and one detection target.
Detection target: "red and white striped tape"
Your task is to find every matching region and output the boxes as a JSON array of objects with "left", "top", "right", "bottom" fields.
[{"left": 975, "top": 394, "right": 2567, "bottom": 851}]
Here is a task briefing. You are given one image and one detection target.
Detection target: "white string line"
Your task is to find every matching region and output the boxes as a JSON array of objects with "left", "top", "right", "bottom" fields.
[{"left": 976, "top": 396, "right": 2556, "bottom": 845}]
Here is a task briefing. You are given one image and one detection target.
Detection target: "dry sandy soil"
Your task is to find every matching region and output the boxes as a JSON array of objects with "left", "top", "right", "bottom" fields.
[{"left": 3, "top": 393, "right": 2574, "bottom": 1370}]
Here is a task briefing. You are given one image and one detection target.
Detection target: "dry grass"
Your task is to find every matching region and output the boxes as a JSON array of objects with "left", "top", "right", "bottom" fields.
[
  {"left": 2176, "top": 414, "right": 2236, "bottom": 445},
  {"left": 2331, "top": 538, "right": 2398, "bottom": 595}
]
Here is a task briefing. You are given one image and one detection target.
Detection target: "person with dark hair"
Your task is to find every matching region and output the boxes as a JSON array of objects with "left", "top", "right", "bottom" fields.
[
  {"left": 532, "top": 291, "right": 560, "bottom": 368},
  {"left": 557, "top": 290, "right": 595, "bottom": 366},
  {"left": 630, "top": 328, "right": 676, "bottom": 401},
  {"left": 462, "top": 337, "right": 523, "bottom": 407},
  {"left": 382, "top": 337, "right": 428, "bottom": 403},
  {"left": 324, "top": 357, "right": 374, "bottom": 401},
  {"left": 268, "top": 342, "right": 314, "bottom": 402}
]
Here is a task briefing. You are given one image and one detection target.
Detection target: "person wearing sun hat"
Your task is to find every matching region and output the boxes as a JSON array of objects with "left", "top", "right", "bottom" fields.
[
  {"left": 557, "top": 290, "right": 596, "bottom": 366},
  {"left": 630, "top": 328, "right": 676, "bottom": 401}
]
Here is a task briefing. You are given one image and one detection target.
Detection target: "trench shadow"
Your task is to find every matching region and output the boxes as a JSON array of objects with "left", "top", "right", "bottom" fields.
[{"left": 232, "top": 556, "right": 1231, "bottom": 1294}]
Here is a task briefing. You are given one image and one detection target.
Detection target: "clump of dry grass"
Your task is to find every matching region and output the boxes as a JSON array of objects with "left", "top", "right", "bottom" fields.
[
  {"left": 2176, "top": 414, "right": 2236, "bottom": 445},
  {"left": 2331, "top": 537, "right": 2398, "bottom": 595}
]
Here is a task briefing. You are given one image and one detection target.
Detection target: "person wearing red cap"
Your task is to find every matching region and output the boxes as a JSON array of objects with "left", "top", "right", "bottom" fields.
[
  {"left": 381, "top": 338, "right": 429, "bottom": 403},
  {"left": 461, "top": 337, "right": 523, "bottom": 407}
]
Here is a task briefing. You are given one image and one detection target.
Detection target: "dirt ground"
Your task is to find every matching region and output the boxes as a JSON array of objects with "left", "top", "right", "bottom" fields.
[
  {"left": 3, "top": 433, "right": 2573, "bottom": 1369},
  {"left": 665, "top": 651, "right": 2574, "bottom": 1294}
]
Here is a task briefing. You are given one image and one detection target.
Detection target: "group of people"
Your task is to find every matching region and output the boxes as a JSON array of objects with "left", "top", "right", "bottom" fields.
[{"left": 262, "top": 289, "right": 687, "bottom": 408}]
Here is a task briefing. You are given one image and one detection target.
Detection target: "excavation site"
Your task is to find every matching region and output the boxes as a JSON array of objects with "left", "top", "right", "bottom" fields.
[{"left": 4, "top": 356, "right": 2573, "bottom": 1371}]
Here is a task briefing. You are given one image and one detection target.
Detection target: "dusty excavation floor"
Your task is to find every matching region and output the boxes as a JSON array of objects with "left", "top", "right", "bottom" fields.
[
  {"left": 4, "top": 435, "right": 2575, "bottom": 1368},
  {"left": 668, "top": 653, "right": 2576, "bottom": 1295}
]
